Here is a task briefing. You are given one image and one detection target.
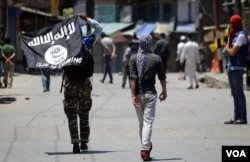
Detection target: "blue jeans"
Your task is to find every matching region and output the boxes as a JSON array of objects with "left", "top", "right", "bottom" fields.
[
  {"left": 102, "top": 55, "right": 113, "bottom": 82},
  {"left": 41, "top": 68, "right": 50, "bottom": 91},
  {"left": 228, "top": 70, "right": 247, "bottom": 121}
]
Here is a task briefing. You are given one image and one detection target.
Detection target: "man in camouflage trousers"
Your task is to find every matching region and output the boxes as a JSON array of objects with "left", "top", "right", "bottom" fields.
[{"left": 63, "top": 13, "right": 102, "bottom": 153}]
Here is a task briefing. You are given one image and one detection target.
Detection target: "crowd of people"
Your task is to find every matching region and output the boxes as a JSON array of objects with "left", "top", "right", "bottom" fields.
[
  {"left": 1, "top": 13, "right": 250, "bottom": 161},
  {"left": 4, "top": 27, "right": 249, "bottom": 93}
]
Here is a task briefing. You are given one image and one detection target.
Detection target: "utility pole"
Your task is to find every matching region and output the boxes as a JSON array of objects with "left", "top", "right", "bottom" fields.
[
  {"left": 51, "top": 0, "right": 56, "bottom": 16},
  {"left": 212, "top": 0, "right": 223, "bottom": 73},
  {"left": 86, "top": 0, "right": 95, "bottom": 35},
  {"left": 2, "top": 0, "right": 7, "bottom": 38},
  {"left": 234, "top": 0, "right": 242, "bottom": 16},
  {"left": 212, "top": 0, "right": 220, "bottom": 47}
]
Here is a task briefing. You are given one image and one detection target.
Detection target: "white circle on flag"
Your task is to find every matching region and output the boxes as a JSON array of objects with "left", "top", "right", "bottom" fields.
[{"left": 45, "top": 45, "right": 68, "bottom": 65}]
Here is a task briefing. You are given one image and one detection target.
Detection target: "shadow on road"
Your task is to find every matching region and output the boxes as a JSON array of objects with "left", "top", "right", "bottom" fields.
[
  {"left": 46, "top": 150, "right": 116, "bottom": 155},
  {"left": 150, "top": 157, "right": 183, "bottom": 161},
  {"left": 0, "top": 97, "right": 16, "bottom": 104}
]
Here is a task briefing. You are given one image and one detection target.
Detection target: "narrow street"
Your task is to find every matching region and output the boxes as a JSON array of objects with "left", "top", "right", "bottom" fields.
[{"left": 0, "top": 73, "right": 249, "bottom": 162}]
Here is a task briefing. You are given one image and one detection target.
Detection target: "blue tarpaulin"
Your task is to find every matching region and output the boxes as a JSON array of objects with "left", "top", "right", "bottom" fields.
[
  {"left": 135, "top": 23, "right": 156, "bottom": 35},
  {"left": 176, "top": 23, "right": 196, "bottom": 33}
]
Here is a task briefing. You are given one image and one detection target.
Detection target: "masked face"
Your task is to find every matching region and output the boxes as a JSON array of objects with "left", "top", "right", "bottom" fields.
[
  {"left": 229, "top": 22, "right": 235, "bottom": 31},
  {"left": 228, "top": 14, "right": 242, "bottom": 47},
  {"left": 229, "top": 15, "right": 242, "bottom": 32}
]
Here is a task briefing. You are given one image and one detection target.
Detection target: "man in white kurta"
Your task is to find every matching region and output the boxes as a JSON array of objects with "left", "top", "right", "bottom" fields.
[
  {"left": 180, "top": 34, "right": 200, "bottom": 89},
  {"left": 176, "top": 35, "right": 186, "bottom": 79}
]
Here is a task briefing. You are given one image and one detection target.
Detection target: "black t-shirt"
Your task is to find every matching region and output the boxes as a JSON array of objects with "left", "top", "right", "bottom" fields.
[{"left": 129, "top": 53, "right": 166, "bottom": 94}]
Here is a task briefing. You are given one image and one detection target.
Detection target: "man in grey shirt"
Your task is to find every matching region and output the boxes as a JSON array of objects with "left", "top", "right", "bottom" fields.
[{"left": 100, "top": 32, "right": 116, "bottom": 83}]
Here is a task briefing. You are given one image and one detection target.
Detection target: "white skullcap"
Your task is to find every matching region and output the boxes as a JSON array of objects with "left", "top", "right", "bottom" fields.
[{"left": 180, "top": 35, "right": 186, "bottom": 40}]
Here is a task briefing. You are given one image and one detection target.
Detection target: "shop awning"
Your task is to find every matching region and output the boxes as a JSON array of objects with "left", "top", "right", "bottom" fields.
[
  {"left": 203, "top": 24, "right": 229, "bottom": 30},
  {"left": 122, "top": 21, "right": 175, "bottom": 36},
  {"left": 100, "top": 22, "right": 134, "bottom": 35},
  {"left": 110, "top": 32, "right": 128, "bottom": 43},
  {"left": 122, "top": 24, "right": 142, "bottom": 36},
  {"left": 81, "top": 22, "right": 133, "bottom": 36},
  {"left": 153, "top": 22, "right": 175, "bottom": 35},
  {"left": 135, "top": 23, "right": 156, "bottom": 36},
  {"left": 20, "top": 6, "right": 52, "bottom": 17},
  {"left": 203, "top": 25, "right": 229, "bottom": 43},
  {"left": 176, "top": 23, "right": 196, "bottom": 33}
]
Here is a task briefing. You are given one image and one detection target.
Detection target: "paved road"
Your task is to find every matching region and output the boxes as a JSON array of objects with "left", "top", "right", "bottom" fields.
[{"left": 0, "top": 73, "right": 249, "bottom": 162}]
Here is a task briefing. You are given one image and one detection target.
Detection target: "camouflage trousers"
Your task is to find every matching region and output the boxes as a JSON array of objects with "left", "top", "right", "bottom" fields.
[{"left": 63, "top": 78, "right": 92, "bottom": 144}]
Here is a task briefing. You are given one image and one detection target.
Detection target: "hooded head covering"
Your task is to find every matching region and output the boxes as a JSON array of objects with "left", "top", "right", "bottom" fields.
[
  {"left": 228, "top": 14, "right": 242, "bottom": 47},
  {"left": 229, "top": 14, "right": 242, "bottom": 29},
  {"left": 138, "top": 34, "right": 152, "bottom": 53},
  {"left": 137, "top": 34, "right": 152, "bottom": 84}
]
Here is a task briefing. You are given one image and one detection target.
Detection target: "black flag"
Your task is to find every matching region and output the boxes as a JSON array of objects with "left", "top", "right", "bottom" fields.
[{"left": 20, "top": 16, "right": 83, "bottom": 69}]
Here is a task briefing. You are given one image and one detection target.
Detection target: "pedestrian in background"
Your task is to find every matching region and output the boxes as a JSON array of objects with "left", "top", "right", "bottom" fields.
[
  {"left": 221, "top": 36, "right": 229, "bottom": 70},
  {"left": 131, "top": 33, "right": 139, "bottom": 54},
  {"left": 63, "top": 13, "right": 102, "bottom": 153},
  {"left": 224, "top": 14, "right": 249, "bottom": 125},
  {"left": 1, "top": 37, "right": 15, "bottom": 88},
  {"left": 153, "top": 33, "right": 170, "bottom": 73},
  {"left": 180, "top": 34, "right": 200, "bottom": 89},
  {"left": 176, "top": 35, "right": 186, "bottom": 80},
  {"left": 121, "top": 42, "right": 133, "bottom": 89},
  {"left": 19, "top": 31, "right": 29, "bottom": 73},
  {"left": 199, "top": 44, "right": 209, "bottom": 72},
  {"left": 0, "top": 43, "right": 3, "bottom": 87},
  {"left": 246, "top": 34, "right": 250, "bottom": 91},
  {"left": 40, "top": 68, "right": 50, "bottom": 92},
  {"left": 129, "top": 34, "right": 167, "bottom": 161},
  {"left": 100, "top": 32, "right": 116, "bottom": 84}
]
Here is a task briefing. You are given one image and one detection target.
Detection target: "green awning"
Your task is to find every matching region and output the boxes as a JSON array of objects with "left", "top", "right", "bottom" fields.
[
  {"left": 81, "top": 22, "right": 133, "bottom": 36},
  {"left": 100, "top": 22, "right": 133, "bottom": 35}
]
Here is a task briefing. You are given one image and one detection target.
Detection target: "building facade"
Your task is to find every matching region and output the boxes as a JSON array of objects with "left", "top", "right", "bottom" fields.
[{"left": 1, "top": 0, "right": 249, "bottom": 73}]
